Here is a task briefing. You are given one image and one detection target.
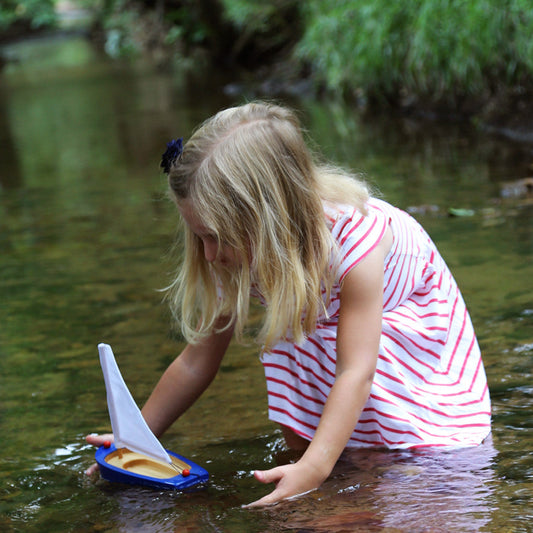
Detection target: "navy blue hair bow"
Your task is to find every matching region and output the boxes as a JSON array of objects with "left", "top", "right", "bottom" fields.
[{"left": 160, "top": 138, "right": 183, "bottom": 174}]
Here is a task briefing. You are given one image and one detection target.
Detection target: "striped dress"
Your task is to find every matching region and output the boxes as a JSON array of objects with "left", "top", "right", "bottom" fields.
[{"left": 261, "top": 198, "right": 491, "bottom": 448}]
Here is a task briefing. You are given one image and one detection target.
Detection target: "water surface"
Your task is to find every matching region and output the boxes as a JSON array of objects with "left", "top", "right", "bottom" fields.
[{"left": 1, "top": 34, "right": 532, "bottom": 532}]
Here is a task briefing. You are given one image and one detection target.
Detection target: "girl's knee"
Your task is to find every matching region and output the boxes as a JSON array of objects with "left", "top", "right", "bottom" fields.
[{"left": 279, "top": 424, "right": 309, "bottom": 451}]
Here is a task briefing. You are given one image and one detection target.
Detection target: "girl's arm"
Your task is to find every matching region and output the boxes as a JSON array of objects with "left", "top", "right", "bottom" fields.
[
  {"left": 141, "top": 317, "right": 234, "bottom": 437},
  {"left": 249, "top": 230, "right": 390, "bottom": 506}
]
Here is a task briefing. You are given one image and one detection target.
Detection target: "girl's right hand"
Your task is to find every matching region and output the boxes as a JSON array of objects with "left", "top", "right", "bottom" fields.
[{"left": 85, "top": 433, "right": 114, "bottom": 476}]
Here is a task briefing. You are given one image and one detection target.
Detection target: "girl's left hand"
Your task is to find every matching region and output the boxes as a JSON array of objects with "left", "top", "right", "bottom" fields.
[
  {"left": 245, "top": 460, "right": 326, "bottom": 507},
  {"left": 84, "top": 433, "right": 114, "bottom": 476}
]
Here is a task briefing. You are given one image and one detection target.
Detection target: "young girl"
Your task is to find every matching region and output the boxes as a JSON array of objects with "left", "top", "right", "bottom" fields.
[{"left": 87, "top": 102, "right": 491, "bottom": 506}]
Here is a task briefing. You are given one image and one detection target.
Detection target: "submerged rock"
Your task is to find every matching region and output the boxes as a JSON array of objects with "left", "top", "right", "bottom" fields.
[{"left": 500, "top": 177, "right": 533, "bottom": 199}]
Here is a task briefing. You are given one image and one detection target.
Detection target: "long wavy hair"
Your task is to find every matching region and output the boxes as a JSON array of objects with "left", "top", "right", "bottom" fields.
[{"left": 166, "top": 102, "right": 369, "bottom": 349}]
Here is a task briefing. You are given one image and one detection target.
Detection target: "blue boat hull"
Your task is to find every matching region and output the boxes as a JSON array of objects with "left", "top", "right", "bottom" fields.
[{"left": 95, "top": 444, "right": 209, "bottom": 490}]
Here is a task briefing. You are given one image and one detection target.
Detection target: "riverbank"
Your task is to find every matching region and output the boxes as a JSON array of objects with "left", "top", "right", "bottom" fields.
[
  {"left": 2, "top": 0, "right": 533, "bottom": 149},
  {"left": 223, "top": 56, "right": 533, "bottom": 148}
]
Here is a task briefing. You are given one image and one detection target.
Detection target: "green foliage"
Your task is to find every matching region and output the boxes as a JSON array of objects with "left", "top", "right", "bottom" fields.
[
  {"left": 0, "top": 0, "right": 57, "bottom": 32},
  {"left": 97, "top": 0, "right": 166, "bottom": 58},
  {"left": 219, "top": 0, "right": 302, "bottom": 66},
  {"left": 405, "top": 0, "right": 533, "bottom": 95},
  {"left": 296, "top": 0, "right": 533, "bottom": 102},
  {"left": 222, "top": 0, "right": 286, "bottom": 33},
  {"left": 100, "top": 0, "right": 142, "bottom": 57},
  {"left": 297, "top": 1, "right": 414, "bottom": 94},
  {"left": 13, "top": 0, "right": 528, "bottom": 109},
  {"left": 163, "top": 1, "right": 208, "bottom": 47}
]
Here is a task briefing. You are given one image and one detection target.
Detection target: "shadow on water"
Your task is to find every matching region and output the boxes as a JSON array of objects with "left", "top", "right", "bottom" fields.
[
  {"left": 0, "top": 33, "right": 532, "bottom": 532},
  {"left": 0, "top": 91, "right": 22, "bottom": 190}
]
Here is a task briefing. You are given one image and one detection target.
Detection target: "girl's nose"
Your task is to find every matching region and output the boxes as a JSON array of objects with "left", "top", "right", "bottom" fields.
[{"left": 202, "top": 239, "right": 218, "bottom": 262}]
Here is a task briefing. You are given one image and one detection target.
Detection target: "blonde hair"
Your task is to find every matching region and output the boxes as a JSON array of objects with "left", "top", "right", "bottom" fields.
[{"left": 166, "top": 101, "right": 369, "bottom": 349}]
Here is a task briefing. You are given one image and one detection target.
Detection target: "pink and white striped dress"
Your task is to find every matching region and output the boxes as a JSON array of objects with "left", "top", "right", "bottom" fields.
[{"left": 261, "top": 198, "right": 491, "bottom": 448}]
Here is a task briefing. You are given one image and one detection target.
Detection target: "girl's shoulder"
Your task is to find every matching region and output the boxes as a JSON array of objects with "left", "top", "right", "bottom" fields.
[
  {"left": 323, "top": 198, "right": 391, "bottom": 232},
  {"left": 324, "top": 198, "right": 391, "bottom": 282},
  {"left": 323, "top": 201, "right": 359, "bottom": 230}
]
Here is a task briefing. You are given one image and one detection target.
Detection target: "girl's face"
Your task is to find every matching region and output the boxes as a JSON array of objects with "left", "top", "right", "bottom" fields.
[{"left": 177, "top": 200, "right": 242, "bottom": 267}]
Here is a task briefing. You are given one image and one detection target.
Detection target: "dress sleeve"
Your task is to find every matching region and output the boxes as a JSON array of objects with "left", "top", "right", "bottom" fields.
[{"left": 331, "top": 203, "right": 389, "bottom": 284}]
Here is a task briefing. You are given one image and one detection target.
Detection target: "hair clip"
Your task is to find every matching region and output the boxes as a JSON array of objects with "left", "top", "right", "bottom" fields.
[{"left": 160, "top": 138, "right": 183, "bottom": 174}]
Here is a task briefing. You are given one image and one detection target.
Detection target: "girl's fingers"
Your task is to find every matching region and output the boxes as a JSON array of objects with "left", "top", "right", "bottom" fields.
[
  {"left": 85, "top": 433, "right": 113, "bottom": 446},
  {"left": 85, "top": 462, "right": 100, "bottom": 476},
  {"left": 253, "top": 468, "right": 282, "bottom": 484},
  {"left": 244, "top": 491, "right": 282, "bottom": 508},
  {"left": 244, "top": 485, "right": 314, "bottom": 508},
  {"left": 84, "top": 433, "right": 113, "bottom": 477}
]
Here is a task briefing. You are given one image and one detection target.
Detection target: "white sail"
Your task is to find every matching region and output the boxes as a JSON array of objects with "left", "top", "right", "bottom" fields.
[{"left": 98, "top": 343, "right": 171, "bottom": 464}]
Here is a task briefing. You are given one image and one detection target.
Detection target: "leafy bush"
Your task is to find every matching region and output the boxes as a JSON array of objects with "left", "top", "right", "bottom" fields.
[
  {"left": 296, "top": 0, "right": 533, "bottom": 103},
  {"left": 0, "top": 0, "right": 57, "bottom": 33}
]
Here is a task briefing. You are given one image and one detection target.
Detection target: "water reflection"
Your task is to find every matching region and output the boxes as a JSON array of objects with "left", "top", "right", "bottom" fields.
[
  {"left": 92, "top": 486, "right": 212, "bottom": 533},
  {"left": 261, "top": 439, "right": 497, "bottom": 532}
]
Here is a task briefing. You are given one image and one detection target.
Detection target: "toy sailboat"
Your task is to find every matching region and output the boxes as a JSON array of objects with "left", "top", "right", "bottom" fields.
[{"left": 94, "top": 343, "right": 209, "bottom": 490}]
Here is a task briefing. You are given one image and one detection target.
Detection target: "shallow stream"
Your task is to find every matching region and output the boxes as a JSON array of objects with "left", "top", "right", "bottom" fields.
[{"left": 1, "top": 35, "right": 532, "bottom": 532}]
